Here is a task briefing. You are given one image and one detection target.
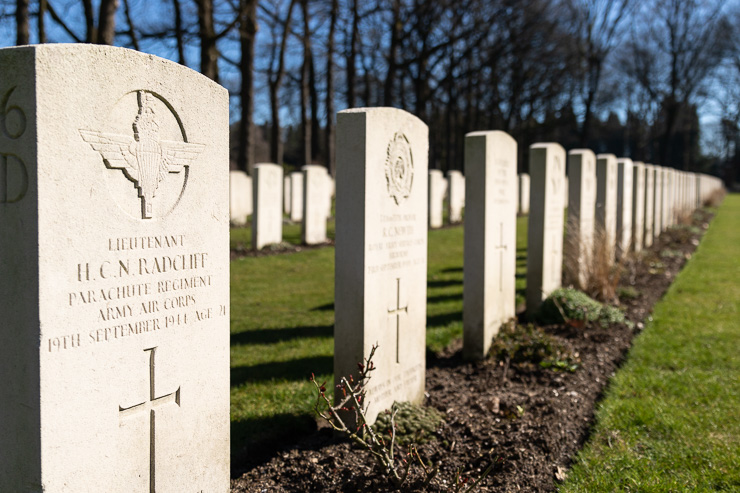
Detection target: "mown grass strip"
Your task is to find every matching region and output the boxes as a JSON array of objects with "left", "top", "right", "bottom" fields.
[
  {"left": 560, "top": 194, "right": 740, "bottom": 492},
  {"left": 230, "top": 215, "right": 528, "bottom": 459}
]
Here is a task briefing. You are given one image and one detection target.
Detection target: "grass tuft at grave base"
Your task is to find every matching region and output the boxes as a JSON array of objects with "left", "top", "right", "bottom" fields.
[
  {"left": 229, "top": 216, "right": 528, "bottom": 471},
  {"left": 560, "top": 194, "right": 740, "bottom": 491}
]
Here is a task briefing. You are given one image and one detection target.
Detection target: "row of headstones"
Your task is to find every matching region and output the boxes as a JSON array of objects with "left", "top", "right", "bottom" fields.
[
  {"left": 229, "top": 166, "right": 334, "bottom": 248},
  {"left": 428, "top": 169, "right": 466, "bottom": 227},
  {"left": 1, "top": 46, "right": 725, "bottom": 491},
  {"left": 332, "top": 112, "right": 724, "bottom": 428},
  {"left": 236, "top": 166, "right": 465, "bottom": 240},
  {"left": 563, "top": 152, "right": 722, "bottom": 291}
]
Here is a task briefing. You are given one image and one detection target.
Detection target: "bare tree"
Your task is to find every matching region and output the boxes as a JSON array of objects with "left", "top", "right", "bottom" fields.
[
  {"left": 194, "top": 0, "right": 220, "bottom": 80},
  {"left": 97, "top": 0, "right": 119, "bottom": 45},
  {"left": 265, "top": 0, "right": 296, "bottom": 164},
  {"left": 16, "top": 0, "right": 29, "bottom": 45},
  {"left": 622, "top": 0, "right": 731, "bottom": 169},
  {"left": 563, "top": 0, "right": 636, "bottom": 145},
  {"left": 299, "top": 0, "right": 311, "bottom": 165},
  {"left": 325, "top": 0, "right": 338, "bottom": 175},
  {"left": 237, "top": 0, "right": 258, "bottom": 173}
]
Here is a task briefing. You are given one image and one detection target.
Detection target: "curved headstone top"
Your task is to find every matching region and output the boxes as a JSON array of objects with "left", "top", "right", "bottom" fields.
[{"left": 0, "top": 43, "right": 230, "bottom": 492}]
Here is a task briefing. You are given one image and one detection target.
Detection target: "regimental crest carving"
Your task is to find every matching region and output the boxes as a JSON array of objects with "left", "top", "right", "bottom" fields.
[
  {"left": 80, "top": 91, "right": 205, "bottom": 219},
  {"left": 384, "top": 132, "right": 414, "bottom": 205}
]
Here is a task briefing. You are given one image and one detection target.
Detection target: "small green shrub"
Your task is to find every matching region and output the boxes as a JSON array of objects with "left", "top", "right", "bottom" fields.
[
  {"left": 660, "top": 249, "right": 683, "bottom": 258},
  {"left": 490, "top": 322, "right": 579, "bottom": 372},
  {"left": 373, "top": 401, "right": 444, "bottom": 446},
  {"left": 536, "top": 287, "right": 628, "bottom": 328},
  {"left": 617, "top": 286, "right": 639, "bottom": 300}
]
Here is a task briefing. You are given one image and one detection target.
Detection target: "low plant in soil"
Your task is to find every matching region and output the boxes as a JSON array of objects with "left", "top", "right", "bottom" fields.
[
  {"left": 373, "top": 401, "right": 444, "bottom": 446},
  {"left": 310, "top": 344, "right": 491, "bottom": 492},
  {"left": 489, "top": 321, "right": 580, "bottom": 373},
  {"left": 536, "top": 287, "right": 629, "bottom": 329}
]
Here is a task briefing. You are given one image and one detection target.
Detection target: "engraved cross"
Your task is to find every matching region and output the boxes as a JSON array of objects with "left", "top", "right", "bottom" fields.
[
  {"left": 550, "top": 235, "right": 561, "bottom": 281},
  {"left": 119, "top": 347, "right": 181, "bottom": 493},
  {"left": 494, "top": 222, "right": 507, "bottom": 291},
  {"left": 387, "top": 278, "right": 408, "bottom": 364}
]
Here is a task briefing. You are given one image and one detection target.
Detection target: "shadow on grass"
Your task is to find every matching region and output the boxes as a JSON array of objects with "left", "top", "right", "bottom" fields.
[
  {"left": 311, "top": 302, "right": 335, "bottom": 312},
  {"left": 427, "top": 292, "right": 463, "bottom": 304},
  {"left": 231, "top": 355, "right": 332, "bottom": 387},
  {"left": 428, "top": 279, "right": 462, "bottom": 288},
  {"left": 440, "top": 267, "right": 463, "bottom": 273},
  {"left": 230, "top": 325, "right": 334, "bottom": 346},
  {"left": 231, "top": 412, "right": 319, "bottom": 477},
  {"left": 427, "top": 310, "right": 463, "bottom": 328}
]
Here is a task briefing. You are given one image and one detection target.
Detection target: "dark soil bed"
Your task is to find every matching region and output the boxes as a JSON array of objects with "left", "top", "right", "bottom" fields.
[{"left": 231, "top": 208, "right": 715, "bottom": 492}]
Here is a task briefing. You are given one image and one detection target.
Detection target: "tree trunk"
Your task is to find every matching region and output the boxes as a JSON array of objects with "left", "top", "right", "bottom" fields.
[
  {"left": 325, "top": 0, "right": 338, "bottom": 176},
  {"left": 237, "top": 0, "right": 258, "bottom": 174},
  {"left": 383, "top": 0, "right": 401, "bottom": 106},
  {"left": 345, "top": 0, "right": 358, "bottom": 108},
  {"left": 38, "top": 0, "right": 47, "bottom": 43},
  {"left": 16, "top": 0, "right": 30, "bottom": 45},
  {"left": 196, "top": 0, "right": 220, "bottom": 82},
  {"left": 97, "top": 0, "right": 119, "bottom": 45},
  {"left": 82, "top": 0, "right": 95, "bottom": 43},
  {"left": 173, "top": 0, "right": 187, "bottom": 65},
  {"left": 122, "top": 0, "right": 139, "bottom": 50},
  {"left": 300, "top": 0, "right": 312, "bottom": 165},
  {"left": 580, "top": 58, "right": 602, "bottom": 146},
  {"left": 268, "top": 0, "right": 296, "bottom": 165},
  {"left": 309, "top": 47, "right": 320, "bottom": 163}
]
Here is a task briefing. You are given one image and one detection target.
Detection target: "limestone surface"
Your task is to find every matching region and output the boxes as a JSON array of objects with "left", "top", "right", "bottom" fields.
[
  {"left": 0, "top": 44, "right": 230, "bottom": 492},
  {"left": 565, "top": 149, "right": 596, "bottom": 289},
  {"left": 229, "top": 170, "right": 252, "bottom": 226},
  {"left": 428, "top": 169, "right": 444, "bottom": 228},
  {"left": 334, "top": 107, "right": 428, "bottom": 425},
  {"left": 301, "top": 164, "right": 328, "bottom": 245},
  {"left": 463, "top": 131, "right": 517, "bottom": 359},
  {"left": 526, "top": 143, "right": 566, "bottom": 318},
  {"left": 252, "top": 163, "right": 284, "bottom": 249}
]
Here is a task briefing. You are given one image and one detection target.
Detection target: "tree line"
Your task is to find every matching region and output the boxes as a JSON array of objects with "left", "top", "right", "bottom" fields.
[{"left": 3, "top": 0, "right": 738, "bottom": 183}]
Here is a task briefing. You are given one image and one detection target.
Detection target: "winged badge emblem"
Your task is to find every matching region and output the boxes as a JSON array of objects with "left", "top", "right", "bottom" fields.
[{"left": 80, "top": 91, "right": 205, "bottom": 219}]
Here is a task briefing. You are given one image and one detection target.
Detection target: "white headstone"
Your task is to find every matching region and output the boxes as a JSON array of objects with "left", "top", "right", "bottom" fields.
[
  {"left": 428, "top": 169, "right": 445, "bottom": 228},
  {"left": 229, "top": 170, "right": 252, "bottom": 226},
  {"left": 447, "top": 170, "right": 465, "bottom": 224},
  {"left": 565, "top": 149, "right": 596, "bottom": 289},
  {"left": 665, "top": 168, "right": 675, "bottom": 227},
  {"left": 324, "top": 173, "right": 334, "bottom": 219},
  {"left": 653, "top": 165, "right": 663, "bottom": 238},
  {"left": 518, "top": 173, "right": 530, "bottom": 214},
  {"left": 463, "top": 131, "right": 517, "bottom": 360},
  {"left": 289, "top": 171, "right": 303, "bottom": 222},
  {"left": 643, "top": 165, "right": 655, "bottom": 247},
  {"left": 283, "top": 175, "right": 291, "bottom": 214},
  {"left": 0, "top": 45, "right": 230, "bottom": 492},
  {"left": 301, "top": 164, "right": 328, "bottom": 245},
  {"left": 334, "top": 107, "right": 428, "bottom": 424},
  {"left": 616, "top": 158, "right": 633, "bottom": 256},
  {"left": 564, "top": 176, "right": 569, "bottom": 208},
  {"left": 252, "top": 163, "right": 283, "bottom": 249},
  {"left": 661, "top": 167, "right": 670, "bottom": 229},
  {"left": 595, "top": 153, "right": 618, "bottom": 259},
  {"left": 631, "top": 162, "right": 646, "bottom": 252},
  {"left": 526, "top": 143, "right": 566, "bottom": 318}
]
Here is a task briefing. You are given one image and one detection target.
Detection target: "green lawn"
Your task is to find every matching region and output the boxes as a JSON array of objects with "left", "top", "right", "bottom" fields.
[
  {"left": 230, "top": 215, "right": 529, "bottom": 460},
  {"left": 560, "top": 194, "right": 740, "bottom": 491}
]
